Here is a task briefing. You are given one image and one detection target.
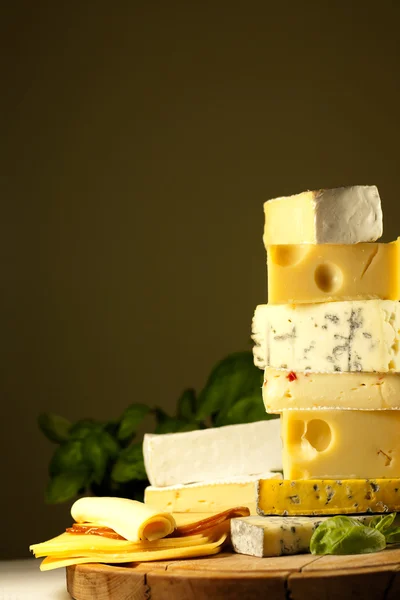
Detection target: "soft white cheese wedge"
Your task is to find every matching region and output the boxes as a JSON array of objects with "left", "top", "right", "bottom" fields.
[
  {"left": 70, "top": 497, "right": 176, "bottom": 542},
  {"left": 143, "top": 420, "right": 282, "bottom": 487},
  {"left": 253, "top": 300, "right": 400, "bottom": 373},
  {"left": 263, "top": 185, "right": 382, "bottom": 245}
]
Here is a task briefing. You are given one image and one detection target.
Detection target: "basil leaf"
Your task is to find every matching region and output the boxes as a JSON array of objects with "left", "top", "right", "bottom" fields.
[
  {"left": 38, "top": 413, "right": 71, "bottom": 443},
  {"left": 196, "top": 352, "right": 263, "bottom": 421},
  {"left": 217, "top": 393, "right": 277, "bottom": 426},
  {"left": 310, "top": 516, "right": 386, "bottom": 555},
  {"left": 69, "top": 419, "right": 102, "bottom": 440},
  {"left": 154, "top": 408, "right": 199, "bottom": 434},
  {"left": 177, "top": 389, "right": 196, "bottom": 421},
  {"left": 369, "top": 513, "right": 397, "bottom": 534},
  {"left": 111, "top": 443, "right": 148, "bottom": 483},
  {"left": 117, "top": 404, "right": 150, "bottom": 443},
  {"left": 385, "top": 527, "right": 400, "bottom": 544},
  {"left": 82, "top": 433, "right": 108, "bottom": 485},
  {"left": 49, "top": 440, "right": 86, "bottom": 477},
  {"left": 45, "top": 471, "right": 88, "bottom": 504}
]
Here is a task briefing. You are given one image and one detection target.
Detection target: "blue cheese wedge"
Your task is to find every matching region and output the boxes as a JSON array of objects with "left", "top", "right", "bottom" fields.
[
  {"left": 252, "top": 300, "right": 400, "bottom": 373},
  {"left": 230, "top": 514, "right": 384, "bottom": 557}
]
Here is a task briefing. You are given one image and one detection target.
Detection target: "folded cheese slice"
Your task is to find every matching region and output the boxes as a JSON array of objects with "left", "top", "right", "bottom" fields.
[{"left": 71, "top": 497, "right": 175, "bottom": 542}]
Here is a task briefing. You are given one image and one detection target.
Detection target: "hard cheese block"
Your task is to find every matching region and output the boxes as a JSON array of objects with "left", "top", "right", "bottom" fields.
[
  {"left": 144, "top": 474, "right": 281, "bottom": 515},
  {"left": 143, "top": 420, "right": 282, "bottom": 487},
  {"left": 262, "top": 368, "right": 400, "bottom": 411},
  {"left": 281, "top": 410, "right": 400, "bottom": 480},
  {"left": 267, "top": 239, "right": 400, "bottom": 304},
  {"left": 231, "top": 514, "right": 379, "bottom": 557},
  {"left": 256, "top": 478, "right": 400, "bottom": 516},
  {"left": 263, "top": 186, "right": 382, "bottom": 246},
  {"left": 252, "top": 300, "right": 400, "bottom": 373}
]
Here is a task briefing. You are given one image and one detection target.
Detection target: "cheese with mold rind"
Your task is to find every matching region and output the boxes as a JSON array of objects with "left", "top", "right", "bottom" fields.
[
  {"left": 263, "top": 186, "right": 382, "bottom": 245},
  {"left": 252, "top": 300, "right": 400, "bottom": 373},
  {"left": 281, "top": 410, "right": 400, "bottom": 480},
  {"left": 267, "top": 239, "right": 400, "bottom": 304},
  {"left": 143, "top": 420, "right": 282, "bottom": 487},
  {"left": 262, "top": 368, "right": 400, "bottom": 411},
  {"left": 256, "top": 478, "right": 400, "bottom": 516}
]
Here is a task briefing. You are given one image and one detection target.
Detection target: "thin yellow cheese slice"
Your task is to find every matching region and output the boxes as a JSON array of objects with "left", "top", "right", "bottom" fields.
[
  {"left": 39, "top": 533, "right": 227, "bottom": 571},
  {"left": 30, "top": 532, "right": 207, "bottom": 558},
  {"left": 71, "top": 497, "right": 175, "bottom": 542}
]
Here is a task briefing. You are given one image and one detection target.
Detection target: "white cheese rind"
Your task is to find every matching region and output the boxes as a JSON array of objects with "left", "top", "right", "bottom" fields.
[
  {"left": 143, "top": 420, "right": 282, "bottom": 487},
  {"left": 263, "top": 186, "right": 382, "bottom": 245},
  {"left": 230, "top": 515, "right": 377, "bottom": 557},
  {"left": 252, "top": 300, "right": 400, "bottom": 373}
]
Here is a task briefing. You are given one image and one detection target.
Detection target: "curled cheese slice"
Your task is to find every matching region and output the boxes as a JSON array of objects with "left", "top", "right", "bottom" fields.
[
  {"left": 71, "top": 497, "right": 175, "bottom": 542},
  {"left": 39, "top": 533, "right": 227, "bottom": 571}
]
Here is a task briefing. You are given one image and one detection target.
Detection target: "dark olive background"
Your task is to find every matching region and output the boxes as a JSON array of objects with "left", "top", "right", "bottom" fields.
[{"left": 2, "top": 2, "right": 400, "bottom": 559}]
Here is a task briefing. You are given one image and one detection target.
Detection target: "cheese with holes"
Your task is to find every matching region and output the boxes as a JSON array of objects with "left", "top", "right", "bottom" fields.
[
  {"left": 256, "top": 478, "right": 400, "bottom": 516},
  {"left": 262, "top": 368, "right": 400, "bottom": 411},
  {"left": 230, "top": 514, "right": 380, "bottom": 557},
  {"left": 144, "top": 474, "right": 281, "bottom": 514},
  {"left": 281, "top": 410, "right": 400, "bottom": 480},
  {"left": 267, "top": 239, "right": 400, "bottom": 304},
  {"left": 143, "top": 420, "right": 282, "bottom": 487},
  {"left": 252, "top": 300, "right": 400, "bottom": 373},
  {"left": 263, "top": 186, "right": 382, "bottom": 246}
]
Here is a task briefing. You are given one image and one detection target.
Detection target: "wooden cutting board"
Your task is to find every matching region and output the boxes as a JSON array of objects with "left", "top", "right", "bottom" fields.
[{"left": 66, "top": 548, "right": 400, "bottom": 599}]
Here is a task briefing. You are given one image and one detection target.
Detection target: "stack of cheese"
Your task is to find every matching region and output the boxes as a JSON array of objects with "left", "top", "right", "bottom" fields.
[
  {"left": 230, "top": 186, "right": 400, "bottom": 558},
  {"left": 143, "top": 420, "right": 282, "bottom": 517},
  {"left": 251, "top": 186, "right": 400, "bottom": 515}
]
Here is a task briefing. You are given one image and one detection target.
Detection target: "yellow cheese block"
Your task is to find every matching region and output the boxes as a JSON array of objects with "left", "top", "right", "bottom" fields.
[
  {"left": 256, "top": 478, "right": 400, "bottom": 516},
  {"left": 144, "top": 475, "right": 281, "bottom": 514},
  {"left": 263, "top": 369, "right": 400, "bottom": 411},
  {"left": 267, "top": 239, "right": 400, "bottom": 304},
  {"left": 281, "top": 410, "right": 400, "bottom": 480}
]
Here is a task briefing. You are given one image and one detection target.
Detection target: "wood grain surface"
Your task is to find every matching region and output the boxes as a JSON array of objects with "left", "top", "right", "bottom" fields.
[{"left": 66, "top": 548, "right": 400, "bottom": 599}]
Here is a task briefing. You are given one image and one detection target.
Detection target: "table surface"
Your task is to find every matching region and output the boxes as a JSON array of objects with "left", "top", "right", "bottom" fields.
[{"left": 0, "top": 559, "right": 69, "bottom": 600}]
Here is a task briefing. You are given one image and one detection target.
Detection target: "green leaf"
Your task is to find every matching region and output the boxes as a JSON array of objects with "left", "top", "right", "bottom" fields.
[
  {"left": 369, "top": 513, "right": 397, "bottom": 534},
  {"left": 111, "top": 443, "right": 148, "bottom": 483},
  {"left": 154, "top": 407, "right": 199, "bottom": 434},
  {"left": 38, "top": 413, "right": 71, "bottom": 443},
  {"left": 69, "top": 419, "right": 102, "bottom": 440},
  {"left": 117, "top": 404, "right": 150, "bottom": 442},
  {"left": 82, "top": 433, "right": 108, "bottom": 485},
  {"left": 385, "top": 527, "right": 400, "bottom": 544},
  {"left": 49, "top": 440, "right": 86, "bottom": 477},
  {"left": 177, "top": 388, "right": 196, "bottom": 421},
  {"left": 217, "top": 393, "right": 277, "bottom": 426},
  {"left": 99, "top": 431, "right": 120, "bottom": 459},
  {"left": 196, "top": 352, "right": 263, "bottom": 422},
  {"left": 310, "top": 516, "right": 386, "bottom": 555},
  {"left": 45, "top": 471, "right": 88, "bottom": 504}
]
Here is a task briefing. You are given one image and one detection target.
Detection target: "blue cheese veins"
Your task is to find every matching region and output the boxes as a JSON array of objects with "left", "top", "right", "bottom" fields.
[{"left": 252, "top": 300, "right": 400, "bottom": 373}]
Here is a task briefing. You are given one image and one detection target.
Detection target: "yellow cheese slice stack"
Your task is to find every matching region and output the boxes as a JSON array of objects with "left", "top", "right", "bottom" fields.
[{"left": 30, "top": 497, "right": 246, "bottom": 570}]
